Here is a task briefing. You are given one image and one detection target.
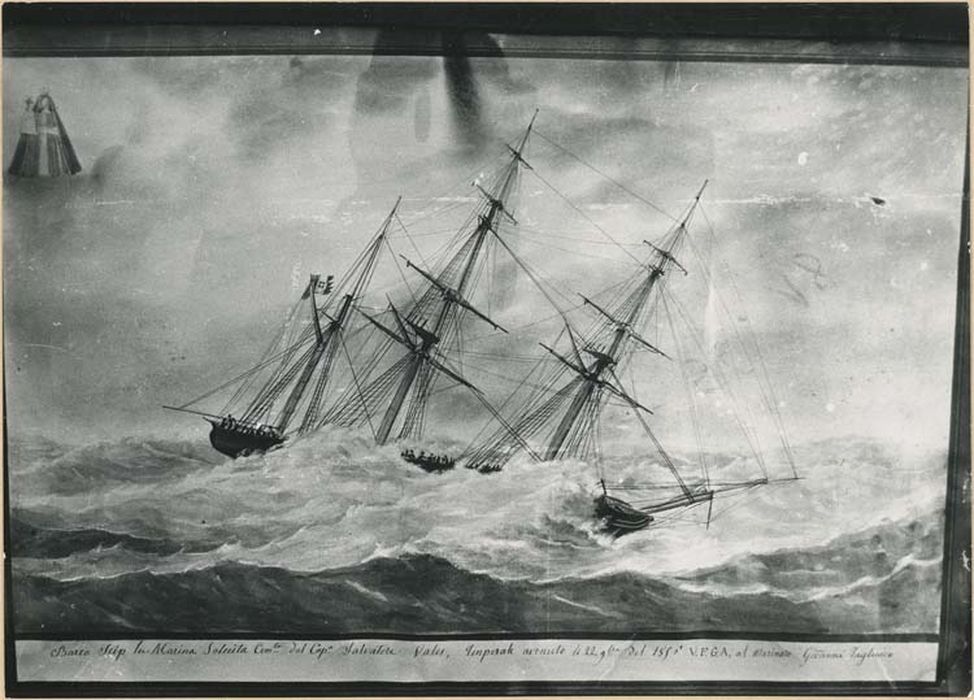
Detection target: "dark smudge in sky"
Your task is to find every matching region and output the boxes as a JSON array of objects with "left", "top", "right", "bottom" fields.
[
  {"left": 1, "top": 54, "right": 966, "bottom": 451},
  {"left": 442, "top": 33, "right": 490, "bottom": 153}
]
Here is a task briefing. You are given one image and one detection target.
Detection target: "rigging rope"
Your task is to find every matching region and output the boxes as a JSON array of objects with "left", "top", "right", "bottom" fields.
[
  {"left": 533, "top": 128, "right": 680, "bottom": 223},
  {"left": 178, "top": 329, "right": 314, "bottom": 412},
  {"left": 394, "top": 211, "right": 434, "bottom": 270},
  {"left": 696, "top": 203, "right": 798, "bottom": 476},
  {"left": 221, "top": 299, "right": 304, "bottom": 413},
  {"left": 526, "top": 166, "right": 644, "bottom": 266},
  {"left": 514, "top": 234, "right": 645, "bottom": 267},
  {"left": 659, "top": 290, "right": 712, "bottom": 486},
  {"left": 384, "top": 234, "right": 419, "bottom": 308},
  {"left": 664, "top": 285, "right": 769, "bottom": 478},
  {"left": 490, "top": 228, "right": 577, "bottom": 321}
]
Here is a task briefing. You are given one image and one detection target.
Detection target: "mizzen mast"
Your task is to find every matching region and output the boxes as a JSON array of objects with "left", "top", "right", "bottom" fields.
[
  {"left": 540, "top": 181, "right": 706, "bottom": 460},
  {"left": 461, "top": 180, "right": 707, "bottom": 473}
]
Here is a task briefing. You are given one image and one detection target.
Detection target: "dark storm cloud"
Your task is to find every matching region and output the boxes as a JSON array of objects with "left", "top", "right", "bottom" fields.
[{"left": 1, "top": 55, "right": 966, "bottom": 451}]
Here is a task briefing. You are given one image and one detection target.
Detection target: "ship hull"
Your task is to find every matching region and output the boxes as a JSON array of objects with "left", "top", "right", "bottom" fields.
[
  {"left": 209, "top": 425, "right": 284, "bottom": 459},
  {"left": 401, "top": 451, "right": 455, "bottom": 473},
  {"left": 594, "top": 494, "right": 654, "bottom": 536}
]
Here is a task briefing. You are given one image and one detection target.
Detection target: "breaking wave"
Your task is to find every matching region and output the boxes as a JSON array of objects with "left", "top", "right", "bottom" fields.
[{"left": 8, "top": 429, "right": 947, "bottom": 635}]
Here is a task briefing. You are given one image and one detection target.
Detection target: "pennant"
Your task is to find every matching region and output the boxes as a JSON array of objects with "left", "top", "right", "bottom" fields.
[{"left": 301, "top": 274, "right": 334, "bottom": 299}]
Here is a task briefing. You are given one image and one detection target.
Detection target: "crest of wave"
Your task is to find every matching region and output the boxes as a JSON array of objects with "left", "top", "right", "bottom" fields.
[{"left": 11, "top": 429, "right": 946, "bottom": 584}]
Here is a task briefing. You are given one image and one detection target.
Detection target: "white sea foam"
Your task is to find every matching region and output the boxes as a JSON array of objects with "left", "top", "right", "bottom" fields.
[{"left": 9, "top": 428, "right": 947, "bottom": 593}]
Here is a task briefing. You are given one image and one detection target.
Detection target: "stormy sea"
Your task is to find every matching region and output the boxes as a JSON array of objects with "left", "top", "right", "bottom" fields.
[{"left": 8, "top": 429, "right": 946, "bottom": 637}]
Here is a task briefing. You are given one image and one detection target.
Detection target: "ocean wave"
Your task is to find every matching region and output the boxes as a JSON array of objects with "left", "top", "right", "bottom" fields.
[
  {"left": 666, "top": 513, "right": 943, "bottom": 603},
  {"left": 8, "top": 429, "right": 948, "bottom": 594},
  {"left": 12, "top": 547, "right": 940, "bottom": 636},
  {"left": 8, "top": 435, "right": 223, "bottom": 501}
]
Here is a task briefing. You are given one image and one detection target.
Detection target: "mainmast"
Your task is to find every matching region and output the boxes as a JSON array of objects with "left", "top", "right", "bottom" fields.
[{"left": 344, "top": 113, "right": 537, "bottom": 445}]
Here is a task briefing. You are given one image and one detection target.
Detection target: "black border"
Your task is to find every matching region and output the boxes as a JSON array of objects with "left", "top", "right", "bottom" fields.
[
  {"left": 1, "top": 2, "right": 969, "bottom": 66},
  {"left": 934, "top": 125, "right": 972, "bottom": 694},
  {"left": 2, "top": 2, "right": 970, "bottom": 697},
  {"left": 1, "top": 2, "right": 969, "bottom": 43}
]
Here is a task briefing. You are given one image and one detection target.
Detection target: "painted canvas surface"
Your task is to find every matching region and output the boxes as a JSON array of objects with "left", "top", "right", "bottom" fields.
[{"left": 2, "top": 37, "right": 966, "bottom": 688}]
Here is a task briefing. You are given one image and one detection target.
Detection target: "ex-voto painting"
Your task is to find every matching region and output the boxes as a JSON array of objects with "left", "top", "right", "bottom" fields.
[{"left": 4, "top": 4, "right": 970, "bottom": 696}]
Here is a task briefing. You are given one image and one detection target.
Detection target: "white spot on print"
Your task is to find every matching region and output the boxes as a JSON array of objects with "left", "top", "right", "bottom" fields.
[{"left": 829, "top": 237, "right": 850, "bottom": 253}]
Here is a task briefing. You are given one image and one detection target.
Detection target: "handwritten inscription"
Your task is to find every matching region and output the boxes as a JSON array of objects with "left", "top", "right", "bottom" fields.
[
  {"left": 49, "top": 645, "right": 90, "bottom": 659},
  {"left": 27, "top": 639, "right": 928, "bottom": 684},
  {"left": 802, "top": 646, "right": 895, "bottom": 667},
  {"left": 52, "top": 640, "right": 897, "bottom": 668}
]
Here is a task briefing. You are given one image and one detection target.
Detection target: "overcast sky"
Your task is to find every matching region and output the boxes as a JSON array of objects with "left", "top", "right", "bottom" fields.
[{"left": 3, "top": 50, "right": 966, "bottom": 454}]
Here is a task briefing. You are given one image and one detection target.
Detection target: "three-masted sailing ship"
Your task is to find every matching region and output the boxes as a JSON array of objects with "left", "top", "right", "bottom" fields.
[{"left": 168, "top": 111, "right": 797, "bottom": 534}]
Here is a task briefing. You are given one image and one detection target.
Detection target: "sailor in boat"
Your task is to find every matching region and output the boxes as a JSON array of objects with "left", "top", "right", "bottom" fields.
[{"left": 400, "top": 447, "right": 455, "bottom": 471}]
